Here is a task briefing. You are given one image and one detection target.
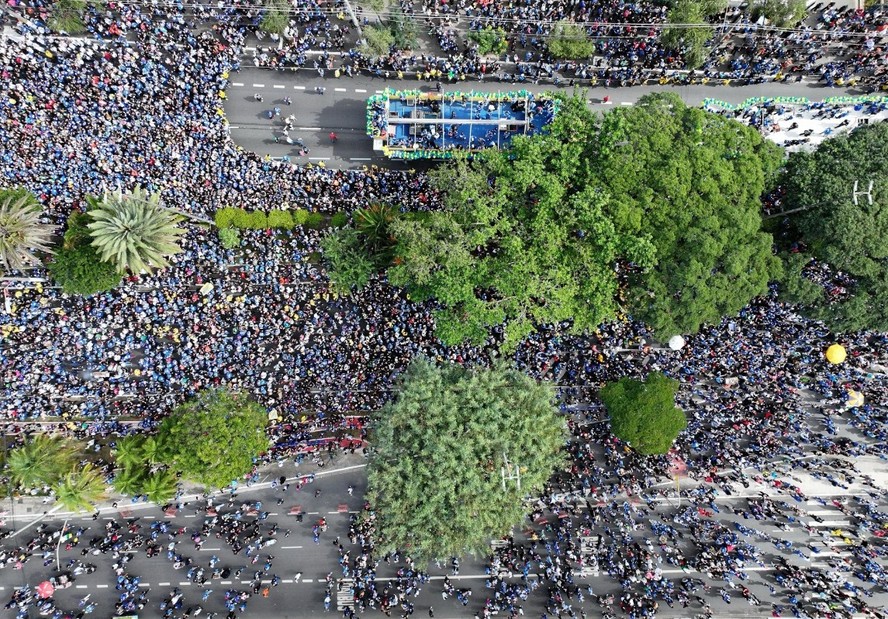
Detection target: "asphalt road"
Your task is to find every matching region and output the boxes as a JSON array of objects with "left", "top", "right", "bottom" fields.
[
  {"left": 222, "top": 69, "right": 863, "bottom": 168},
  {"left": 2, "top": 452, "right": 884, "bottom": 619}
]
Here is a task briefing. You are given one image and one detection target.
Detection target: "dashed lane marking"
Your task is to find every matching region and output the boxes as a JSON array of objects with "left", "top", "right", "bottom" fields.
[
  {"left": 298, "top": 127, "right": 322, "bottom": 131},
  {"left": 375, "top": 90, "right": 383, "bottom": 94},
  {"left": 294, "top": 86, "right": 306, "bottom": 90},
  {"left": 179, "top": 581, "right": 191, "bottom": 586},
  {"left": 281, "top": 546, "right": 303, "bottom": 549},
  {"left": 620, "top": 102, "right": 633, "bottom": 105},
  {"left": 283, "top": 579, "right": 294, "bottom": 584},
  {"left": 355, "top": 89, "right": 367, "bottom": 93},
  {"left": 76, "top": 585, "right": 87, "bottom": 589},
  {"left": 334, "top": 87, "right": 347, "bottom": 92},
  {"left": 252, "top": 83, "right": 265, "bottom": 88},
  {"left": 96, "top": 585, "right": 108, "bottom": 589},
  {"left": 273, "top": 84, "right": 285, "bottom": 89},
  {"left": 221, "top": 581, "right": 232, "bottom": 585},
  {"left": 200, "top": 547, "right": 222, "bottom": 551},
  {"left": 159, "top": 583, "right": 170, "bottom": 587},
  {"left": 303, "top": 579, "right": 314, "bottom": 583},
  {"left": 309, "top": 157, "right": 331, "bottom": 161},
  {"left": 232, "top": 82, "right": 244, "bottom": 86},
  {"left": 350, "top": 158, "right": 371, "bottom": 161}
]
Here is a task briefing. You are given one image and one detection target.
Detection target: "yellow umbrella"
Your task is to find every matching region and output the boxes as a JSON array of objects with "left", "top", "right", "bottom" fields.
[
  {"left": 846, "top": 390, "right": 864, "bottom": 408},
  {"left": 825, "top": 344, "right": 847, "bottom": 364}
]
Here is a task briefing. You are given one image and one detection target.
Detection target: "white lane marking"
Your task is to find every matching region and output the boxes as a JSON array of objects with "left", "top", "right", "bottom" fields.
[
  {"left": 355, "top": 89, "right": 367, "bottom": 93},
  {"left": 138, "top": 583, "right": 150, "bottom": 588},
  {"left": 200, "top": 547, "right": 222, "bottom": 551},
  {"left": 295, "top": 86, "right": 306, "bottom": 90},
  {"left": 221, "top": 581, "right": 232, "bottom": 584},
  {"left": 334, "top": 87, "right": 347, "bottom": 92},
  {"left": 159, "top": 582, "right": 170, "bottom": 586},
  {"left": 281, "top": 545, "right": 303, "bottom": 549},
  {"left": 96, "top": 585, "right": 108, "bottom": 589},
  {"left": 283, "top": 579, "right": 294, "bottom": 583},
  {"left": 184, "top": 514, "right": 196, "bottom": 518},
  {"left": 375, "top": 90, "right": 383, "bottom": 94},
  {"left": 303, "top": 579, "right": 314, "bottom": 583},
  {"left": 297, "top": 127, "right": 322, "bottom": 131},
  {"left": 273, "top": 84, "right": 285, "bottom": 89},
  {"left": 309, "top": 157, "right": 331, "bottom": 161},
  {"left": 620, "top": 102, "right": 633, "bottom": 105},
  {"left": 307, "top": 512, "right": 320, "bottom": 515},
  {"left": 228, "top": 126, "right": 240, "bottom": 129},
  {"left": 253, "top": 83, "right": 265, "bottom": 88},
  {"left": 350, "top": 158, "right": 371, "bottom": 161},
  {"left": 76, "top": 585, "right": 87, "bottom": 589},
  {"left": 328, "top": 511, "right": 343, "bottom": 514},
  {"left": 179, "top": 581, "right": 191, "bottom": 586},
  {"left": 232, "top": 82, "right": 244, "bottom": 87}
]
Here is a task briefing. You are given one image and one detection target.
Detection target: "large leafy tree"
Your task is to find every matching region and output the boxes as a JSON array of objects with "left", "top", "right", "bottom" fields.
[
  {"left": 779, "top": 122, "right": 888, "bottom": 332},
  {"left": 47, "top": 211, "right": 123, "bottom": 295},
  {"left": 589, "top": 92, "right": 783, "bottom": 337},
  {"left": 367, "top": 358, "right": 567, "bottom": 560},
  {"left": 6, "top": 435, "right": 78, "bottom": 489},
  {"left": 54, "top": 463, "right": 107, "bottom": 513},
  {"left": 600, "top": 372, "right": 687, "bottom": 455},
  {"left": 662, "top": 0, "right": 726, "bottom": 68},
  {"left": 388, "top": 95, "right": 655, "bottom": 350},
  {"left": 0, "top": 188, "right": 55, "bottom": 272},
  {"left": 156, "top": 389, "right": 269, "bottom": 489},
  {"left": 86, "top": 186, "right": 184, "bottom": 274}
]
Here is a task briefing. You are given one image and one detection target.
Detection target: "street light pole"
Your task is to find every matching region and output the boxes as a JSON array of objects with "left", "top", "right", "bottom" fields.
[{"left": 56, "top": 518, "right": 68, "bottom": 571}]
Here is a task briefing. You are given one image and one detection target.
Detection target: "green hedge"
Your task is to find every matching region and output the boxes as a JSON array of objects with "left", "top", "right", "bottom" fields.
[{"left": 215, "top": 207, "right": 355, "bottom": 231}]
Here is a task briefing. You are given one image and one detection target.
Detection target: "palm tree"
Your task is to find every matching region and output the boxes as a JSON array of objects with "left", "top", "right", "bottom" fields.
[
  {"left": 86, "top": 186, "right": 184, "bottom": 274},
  {"left": 0, "top": 189, "right": 55, "bottom": 272},
  {"left": 111, "top": 465, "right": 145, "bottom": 497},
  {"left": 7, "top": 435, "right": 78, "bottom": 489},
  {"left": 140, "top": 436, "right": 162, "bottom": 464},
  {"left": 354, "top": 203, "right": 398, "bottom": 266},
  {"left": 112, "top": 435, "right": 145, "bottom": 468},
  {"left": 54, "top": 463, "right": 107, "bottom": 513},
  {"left": 141, "top": 469, "right": 178, "bottom": 504}
]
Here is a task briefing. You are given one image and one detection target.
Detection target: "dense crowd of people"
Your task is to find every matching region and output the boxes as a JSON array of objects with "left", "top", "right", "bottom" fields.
[{"left": 2, "top": 2, "right": 888, "bottom": 618}]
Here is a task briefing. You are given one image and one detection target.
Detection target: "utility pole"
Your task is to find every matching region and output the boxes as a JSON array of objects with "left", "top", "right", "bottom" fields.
[
  {"left": 853, "top": 180, "right": 875, "bottom": 206},
  {"left": 500, "top": 452, "right": 521, "bottom": 492}
]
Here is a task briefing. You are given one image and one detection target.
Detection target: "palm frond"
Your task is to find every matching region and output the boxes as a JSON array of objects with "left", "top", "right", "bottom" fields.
[{"left": 86, "top": 186, "right": 184, "bottom": 274}]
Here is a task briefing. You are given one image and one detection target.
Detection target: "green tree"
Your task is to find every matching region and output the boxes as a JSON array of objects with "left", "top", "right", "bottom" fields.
[
  {"left": 387, "top": 95, "right": 654, "bottom": 350},
  {"left": 86, "top": 186, "right": 184, "bottom": 274},
  {"left": 7, "top": 435, "right": 78, "bottom": 489},
  {"left": 141, "top": 469, "right": 179, "bottom": 504},
  {"left": 590, "top": 92, "right": 783, "bottom": 337},
  {"left": 54, "top": 463, "right": 107, "bottom": 512},
  {"left": 750, "top": 0, "right": 806, "bottom": 26},
  {"left": 112, "top": 435, "right": 145, "bottom": 469},
  {"left": 140, "top": 436, "right": 162, "bottom": 465},
  {"left": 260, "top": 0, "right": 289, "bottom": 34},
  {"left": 218, "top": 227, "right": 240, "bottom": 249},
  {"left": 779, "top": 122, "right": 888, "bottom": 332},
  {"left": 321, "top": 227, "right": 376, "bottom": 294},
  {"left": 0, "top": 188, "right": 55, "bottom": 272},
  {"left": 546, "top": 21, "right": 597, "bottom": 59},
  {"left": 662, "top": 0, "right": 726, "bottom": 68},
  {"left": 469, "top": 27, "right": 508, "bottom": 56},
  {"left": 112, "top": 465, "right": 145, "bottom": 497},
  {"left": 367, "top": 358, "right": 566, "bottom": 560},
  {"left": 47, "top": 211, "right": 123, "bottom": 295},
  {"left": 361, "top": 23, "right": 395, "bottom": 58},
  {"left": 156, "top": 389, "right": 269, "bottom": 489},
  {"left": 388, "top": 6, "right": 418, "bottom": 50},
  {"left": 600, "top": 372, "right": 687, "bottom": 455}
]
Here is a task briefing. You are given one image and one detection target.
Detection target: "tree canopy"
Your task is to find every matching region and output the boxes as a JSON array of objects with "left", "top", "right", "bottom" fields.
[
  {"left": 662, "top": 0, "right": 726, "bottom": 68},
  {"left": 600, "top": 372, "right": 687, "bottom": 455},
  {"left": 367, "top": 358, "right": 567, "bottom": 560},
  {"left": 588, "top": 92, "right": 783, "bottom": 337},
  {"left": 157, "top": 389, "right": 269, "bottom": 489},
  {"left": 387, "top": 95, "right": 655, "bottom": 350},
  {"left": 779, "top": 121, "right": 888, "bottom": 332},
  {"left": 47, "top": 211, "right": 123, "bottom": 295}
]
